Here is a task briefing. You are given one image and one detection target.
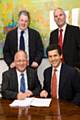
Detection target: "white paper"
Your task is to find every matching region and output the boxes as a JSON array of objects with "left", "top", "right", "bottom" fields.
[
  {"left": 31, "top": 98, "right": 52, "bottom": 107},
  {"left": 9, "top": 98, "right": 33, "bottom": 107},
  {"left": 9, "top": 98, "right": 52, "bottom": 107}
]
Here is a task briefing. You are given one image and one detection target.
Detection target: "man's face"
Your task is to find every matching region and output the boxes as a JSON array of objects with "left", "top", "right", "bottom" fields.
[
  {"left": 14, "top": 51, "right": 28, "bottom": 72},
  {"left": 48, "top": 49, "right": 62, "bottom": 68},
  {"left": 54, "top": 8, "right": 66, "bottom": 28},
  {"left": 18, "top": 14, "right": 29, "bottom": 30}
]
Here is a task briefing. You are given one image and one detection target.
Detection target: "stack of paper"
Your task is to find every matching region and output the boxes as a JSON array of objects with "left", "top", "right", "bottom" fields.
[{"left": 9, "top": 98, "right": 52, "bottom": 107}]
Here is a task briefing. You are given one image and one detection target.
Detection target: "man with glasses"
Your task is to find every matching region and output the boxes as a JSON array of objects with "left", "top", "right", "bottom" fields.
[{"left": 1, "top": 50, "right": 41, "bottom": 99}]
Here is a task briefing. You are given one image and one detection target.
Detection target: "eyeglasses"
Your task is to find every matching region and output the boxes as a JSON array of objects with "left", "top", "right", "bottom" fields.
[{"left": 15, "top": 60, "right": 27, "bottom": 63}]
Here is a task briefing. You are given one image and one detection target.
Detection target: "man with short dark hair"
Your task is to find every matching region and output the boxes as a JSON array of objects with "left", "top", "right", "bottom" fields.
[{"left": 40, "top": 44, "right": 80, "bottom": 105}]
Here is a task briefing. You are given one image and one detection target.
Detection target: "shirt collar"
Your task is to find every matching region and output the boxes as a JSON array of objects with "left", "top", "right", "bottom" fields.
[
  {"left": 53, "top": 63, "right": 62, "bottom": 72},
  {"left": 16, "top": 69, "right": 26, "bottom": 76},
  {"left": 59, "top": 23, "right": 67, "bottom": 32},
  {"left": 18, "top": 28, "right": 28, "bottom": 34}
]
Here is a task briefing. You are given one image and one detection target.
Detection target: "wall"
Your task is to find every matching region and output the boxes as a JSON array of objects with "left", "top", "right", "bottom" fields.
[{"left": 0, "top": 60, "right": 8, "bottom": 97}]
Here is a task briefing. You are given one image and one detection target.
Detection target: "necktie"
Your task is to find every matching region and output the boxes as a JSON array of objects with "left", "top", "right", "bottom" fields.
[
  {"left": 58, "top": 29, "right": 63, "bottom": 49},
  {"left": 19, "top": 31, "right": 25, "bottom": 51},
  {"left": 51, "top": 69, "right": 57, "bottom": 98},
  {"left": 20, "top": 73, "right": 25, "bottom": 92},
  {"left": 59, "top": 29, "right": 64, "bottom": 62}
]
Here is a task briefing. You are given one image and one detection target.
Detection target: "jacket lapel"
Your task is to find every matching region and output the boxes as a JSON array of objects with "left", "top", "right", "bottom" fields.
[
  {"left": 59, "top": 64, "right": 67, "bottom": 95},
  {"left": 11, "top": 69, "right": 18, "bottom": 91},
  {"left": 27, "top": 67, "right": 33, "bottom": 89}
]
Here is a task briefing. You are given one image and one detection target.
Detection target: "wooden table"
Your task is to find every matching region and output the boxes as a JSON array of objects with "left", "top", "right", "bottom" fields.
[{"left": 0, "top": 98, "right": 80, "bottom": 120}]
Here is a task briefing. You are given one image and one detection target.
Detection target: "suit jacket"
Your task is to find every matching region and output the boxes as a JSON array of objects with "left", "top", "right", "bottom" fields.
[
  {"left": 43, "top": 63, "right": 80, "bottom": 105},
  {"left": 49, "top": 24, "right": 80, "bottom": 68},
  {"left": 1, "top": 67, "right": 41, "bottom": 99},
  {"left": 3, "top": 27, "right": 44, "bottom": 67}
]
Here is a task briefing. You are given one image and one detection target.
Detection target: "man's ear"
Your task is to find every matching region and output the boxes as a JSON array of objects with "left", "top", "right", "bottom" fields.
[
  {"left": 60, "top": 54, "right": 63, "bottom": 59},
  {"left": 26, "top": 60, "right": 29, "bottom": 66}
]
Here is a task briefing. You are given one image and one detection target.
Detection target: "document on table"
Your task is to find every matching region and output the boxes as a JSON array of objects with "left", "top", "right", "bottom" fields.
[
  {"left": 9, "top": 98, "right": 32, "bottom": 107},
  {"left": 30, "top": 98, "right": 52, "bottom": 107},
  {"left": 9, "top": 98, "right": 52, "bottom": 107}
]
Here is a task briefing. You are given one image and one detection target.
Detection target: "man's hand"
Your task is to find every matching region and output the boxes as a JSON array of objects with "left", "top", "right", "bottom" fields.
[
  {"left": 17, "top": 90, "right": 33, "bottom": 100},
  {"left": 31, "top": 61, "right": 38, "bottom": 68},
  {"left": 10, "top": 62, "right": 16, "bottom": 68},
  {"left": 40, "top": 90, "right": 48, "bottom": 98}
]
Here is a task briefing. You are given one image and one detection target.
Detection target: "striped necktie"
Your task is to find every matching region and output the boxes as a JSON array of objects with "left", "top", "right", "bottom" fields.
[{"left": 20, "top": 73, "right": 25, "bottom": 92}]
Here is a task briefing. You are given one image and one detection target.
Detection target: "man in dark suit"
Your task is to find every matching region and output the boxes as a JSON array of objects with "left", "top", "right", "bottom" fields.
[
  {"left": 49, "top": 8, "right": 80, "bottom": 69},
  {"left": 3, "top": 10, "right": 43, "bottom": 69},
  {"left": 1, "top": 50, "right": 41, "bottom": 99},
  {"left": 40, "top": 44, "right": 80, "bottom": 105}
]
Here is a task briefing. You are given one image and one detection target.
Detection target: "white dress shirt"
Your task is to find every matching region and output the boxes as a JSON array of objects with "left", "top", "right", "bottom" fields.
[
  {"left": 58, "top": 24, "right": 67, "bottom": 43},
  {"left": 17, "top": 28, "right": 29, "bottom": 61}
]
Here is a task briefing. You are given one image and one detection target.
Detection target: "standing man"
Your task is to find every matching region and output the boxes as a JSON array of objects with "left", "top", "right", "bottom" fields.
[
  {"left": 2, "top": 50, "right": 41, "bottom": 99},
  {"left": 49, "top": 8, "right": 80, "bottom": 69},
  {"left": 40, "top": 44, "right": 80, "bottom": 105},
  {"left": 3, "top": 10, "right": 43, "bottom": 69}
]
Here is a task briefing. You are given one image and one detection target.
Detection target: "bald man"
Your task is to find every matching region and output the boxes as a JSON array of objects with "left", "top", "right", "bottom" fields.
[
  {"left": 2, "top": 50, "right": 41, "bottom": 99},
  {"left": 49, "top": 8, "right": 80, "bottom": 69}
]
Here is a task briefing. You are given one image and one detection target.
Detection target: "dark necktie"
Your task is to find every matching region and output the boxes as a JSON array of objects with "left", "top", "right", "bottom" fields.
[
  {"left": 58, "top": 29, "right": 63, "bottom": 49},
  {"left": 51, "top": 68, "right": 57, "bottom": 98},
  {"left": 19, "top": 31, "right": 25, "bottom": 51},
  {"left": 20, "top": 73, "right": 25, "bottom": 92}
]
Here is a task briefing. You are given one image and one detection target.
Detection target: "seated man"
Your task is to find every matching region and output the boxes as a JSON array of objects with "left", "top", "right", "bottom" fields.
[
  {"left": 40, "top": 44, "right": 80, "bottom": 105},
  {"left": 1, "top": 50, "right": 41, "bottom": 100}
]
